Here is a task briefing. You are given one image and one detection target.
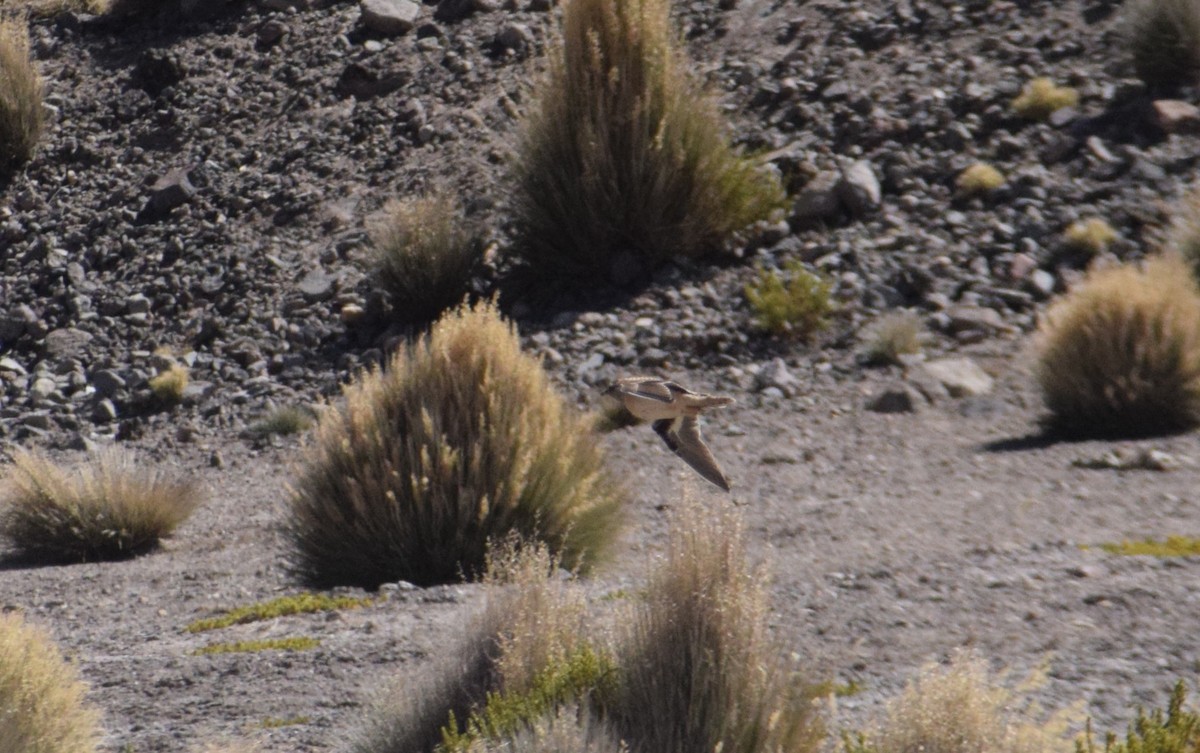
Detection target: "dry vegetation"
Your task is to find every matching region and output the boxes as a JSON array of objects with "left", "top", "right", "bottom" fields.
[
  {"left": 956, "top": 162, "right": 1006, "bottom": 195},
  {"left": 0, "top": 611, "right": 101, "bottom": 753},
  {"left": 286, "top": 300, "right": 624, "bottom": 589},
  {"left": 1034, "top": 255, "right": 1200, "bottom": 437},
  {"left": 0, "top": 450, "right": 201, "bottom": 562},
  {"left": 1010, "top": 77, "right": 1079, "bottom": 120},
  {"left": 861, "top": 310, "right": 924, "bottom": 365},
  {"left": 0, "top": 11, "right": 43, "bottom": 172},
  {"left": 510, "top": 0, "right": 783, "bottom": 284},
  {"left": 1124, "top": 0, "right": 1200, "bottom": 89},
  {"left": 369, "top": 193, "right": 481, "bottom": 324}
]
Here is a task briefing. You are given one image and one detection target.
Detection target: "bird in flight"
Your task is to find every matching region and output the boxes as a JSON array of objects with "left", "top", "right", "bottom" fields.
[{"left": 602, "top": 376, "right": 735, "bottom": 492}]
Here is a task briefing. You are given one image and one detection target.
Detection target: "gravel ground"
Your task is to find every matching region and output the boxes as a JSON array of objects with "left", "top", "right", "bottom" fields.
[{"left": 2, "top": 0, "right": 1200, "bottom": 751}]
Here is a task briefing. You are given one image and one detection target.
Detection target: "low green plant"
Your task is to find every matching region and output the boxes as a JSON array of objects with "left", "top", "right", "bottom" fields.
[
  {"left": 186, "top": 592, "right": 375, "bottom": 633},
  {"left": 509, "top": 0, "right": 784, "bottom": 284},
  {"left": 1064, "top": 218, "right": 1118, "bottom": 255},
  {"left": 0, "top": 11, "right": 44, "bottom": 172},
  {"left": 370, "top": 193, "right": 481, "bottom": 325},
  {"left": 0, "top": 611, "right": 102, "bottom": 753},
  {"left": 745, "top": 260, "right": 834, "bottom": 340},
  {"left": 190, "top": 637, "right": 320, "bottom": 656},
  {"left": 861, "top": 310, "right": 923, "bottom": 365},
  {"left": 1075, "top": 681, "right": 1199, "bottom": 753},
  {"left": 287, "top": 300, "right": 624, "bottom": 589},
  {"left": 1011, "top": 77, "right": 1079, "bottom": 120},
  {"left": 148, "top": 364, "right": 189, "bottom": 403},
  {"left": 956, "top": 162, "right": 1006, "bottom": 195},
  {"left": 248, "top": 405, "right": 316, "bottom": 437},
  {"left": 458, "top": 705, "right": 626, "bottom": 753},
  {"left": 607, "top": 496, "right": 824, "bottom": 753},
  {"left": 0, "top": 450, "right": 200, "bottom": 562},
  {"left": 1096, "top": 536, "right": 1200, "bottom": 557},
  {"left": 1125, "top": 0, "right": 1200, "bottom": 89},
  {"left": 440, "top": 646, "right": 617, "bottom": 752},
  {"left": 844, "top": 653, "right": 1078, "bottom": 753},
  {"left": 260, "top": 716, "right": 310, "bottom": 729},
  {"left": 1034, "top": 254, "right": 1200, "bottom": 436}
]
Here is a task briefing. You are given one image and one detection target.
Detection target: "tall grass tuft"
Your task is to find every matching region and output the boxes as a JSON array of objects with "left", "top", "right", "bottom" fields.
[
  {"left": 0, "top": 450, "right": 201, "bottom": 563},
  {"left": 462, "top": 705, "right": 627, "bottom": 753},
  {"left": 352, "top": 543, "right": 601, "bottom": 753},
  {"left": 1124, "top": 0, "right": 1200, "bottom": 89},
  {"left": 607, "top": 497, "right": 823, "bottom": 753},
  {"left": 0, "top": 11, "right": 44, "bottom": 173},
  {"left": 369, "top": 193, "right": 482, "bottom": 325},
  {"left": 1034, "top": 255, "right": 1200, "bottom": 437},
  {"left": 844, "top": 653, "right": 1076, "bottom": 753},
  {"left": 1166, "top": 189, "right": 1200, "bottom": 282},
  {"left": 286, "top": 300, "right": 623, "bottom": 589},
  {"left": 0, "top": 611, "right": 101, "bottom": 753},
  {"left": 509, "top": 0, "right": 784, "bottom": 285}
]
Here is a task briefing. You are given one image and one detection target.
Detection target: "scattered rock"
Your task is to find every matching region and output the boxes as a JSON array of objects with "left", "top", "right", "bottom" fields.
[
  {"left": 1072, "top": 449, "right": 1187, "bottom": 472},
  {"left": 149, "top": 167, "right": 197, "bottom": 216},
  {"left": 360, "top": 0, "right": 421, "bottom": 35},
  {"left": 753, "top": 358, "right": 802, "bottom": 398},
  {"left": 1152, "top": 100, "right": 1200, "bottom": 134},
  {"left": 836, "top": 160, "right": 881, "bottom": 218},
  {"left": 866, "top": 383, "right": 922, "bottom": 413},
  {"left": 918, "top": 357, "right": 994, "bottom": 397}
]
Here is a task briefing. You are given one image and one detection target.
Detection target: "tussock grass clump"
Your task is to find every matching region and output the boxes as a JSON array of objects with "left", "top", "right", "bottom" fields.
[
  {"left": 1096, "top": 536, "right": 1200, "bottom": 557},
  {"left": 1011, "top": 78, "right": 1079, "bottom": 120},
  {"left": 190, "top": 637, "right": 321, "bottom": 656},
  {"left": 0, "top": 611, "right": 101, "bottom": 753},
  {"left": 1125, "top": 0, "right": 1200, "bottom": 89},
  {"left": 1064, "top": 218, "right": 1118, "bottom": 256},
  {"left": 149, "top": 363, "right": 189, "bottom": 403},
  {"left": 1034, "top": 255, "right": 1200, "bottom": 437},
  {"left": 0, "top": 12, "right": 44, "bottom": 172},
  {"left": 607, "top": 498, "right": 824, "bottom": 753},
  {"left": 369, "top": 194, "right": 481, "bottom": 324},
  {"left": 186, "top": 592, "right": 374, "bottom": 633},
  {"left": 0, "top": 450, "right": 200, "bottom": 562},
  {"left": 353, "top": 543, "right": 602, "bottom": 753},
  {"left": 461, "top": 705, "right": 627, "bottom": 753},
  {"left": 287, "top": 300, "right": 623, "bottom": 589},
  {"left": 1076, "top": 681, "right": 1199, "bottom": 753},
  {"left": 861, "top": 310, "right": 923, "bottom": 365},
  {"left": 509, "top": 0, "right": 784, "bottom": 284},
  {"left": 745, "top": 260, "right": 834, "bottom": 341},
  {"left": 1166, "top": 190, "right": 1200, "bottom": 281},
  {"left": 248, "top": 405, "right": 316, "bottom": 438},
  {"left": 844, "top": 653, "right": 1076, "bottom": 753},
  {"left": 956, "top": 162, "right": 1006, "bottom": 195}
]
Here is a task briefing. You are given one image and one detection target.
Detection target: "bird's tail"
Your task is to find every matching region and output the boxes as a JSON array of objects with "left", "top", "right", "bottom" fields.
[{"left": 696, "top": 395, "right": 735, "bottom": 409}]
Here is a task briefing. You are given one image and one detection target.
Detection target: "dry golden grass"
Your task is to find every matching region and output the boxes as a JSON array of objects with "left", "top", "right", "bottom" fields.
[
  {"left": 0, "top": 611, "right": 101, "bottom": 753},
  {"left": 843, "top": 653, "right": 1077, "bottom": 753},
  {"left": 607, "top": 496, "right": 823, "bottom": 753},
  {"left": 464, "top": 705, "right": 627, "bottom": 753},
  {"left": 352, "top": 543, "right": 597, "bottom": 753},
  {"left": 1166, "top": 189, "right": 1200, "bottom": 280},
  {"left": 1034, "top": 254, "right": 1200, "bottom": 436},
  {"left": 0, "top": 450, "right": 201, "bottom": 562},
  {"left": 861, "top": 310, "right": 923, "bottom": 365},
  {"left": 0, "top": 11, "right": 43, "bottom": 172},
  {"left": 1125, "top": 0, "right": 1200, "bottom": 89},
  {"left": 956, "top": 162, "right": 1005, "bottom": 195},
  {"left": 1064, "top": 218, "right": 1118, "bottom": 256},
  {"left": 509, "top": 0, "right": 784, "bottom": 284},
  {"left": 1010, "top": 78, "right": 1079, "bottom": 120},
  {"left": 369, "top": 193, "right": 481, "bottom": 324},
  {"left": 287, "top": 299, "right": 624, "bottom": 589},
  {"left": 148, "top": 363, "right": 189, "bottom": 403}
]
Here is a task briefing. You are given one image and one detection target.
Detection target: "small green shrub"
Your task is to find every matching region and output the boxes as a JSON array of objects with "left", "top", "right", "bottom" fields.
[
  {"left": 352, "top": 544, "right": 595, "bottom": 753},
  {"left": 1064, "top": 218, "right": 1118, "bottom": 255},
  {"left": 248, "top": 405, "right": 316, "bottom": 438},
  {"left": 956, "top": 162, "right": 1006, "bottom": 195},
  {"left": 186, "top": 592, "right": 374, "bottom": 633},
  {"left": 190, "top": 637, "right": 320, "bottom": 656},
  {"left": 286, "top": 300, "right": 624, "bottom": 589},
  {"left": 1011, "top": 78, "right": 1079, "bottom": 120},
  {"left": 459, "top": 705, "right": 627, "bottom": 753},
  {"left": 1125, "top": 0, "right": 1200, "bottom": 89},
  {"left": 1034, "top": 255, "right": 1200, "bottom": 436},
  {"left": 861, "top": 310, "right": 923, "bottom": 365},
  {"left": 260, "top": 716, "right": 310, "bottom": 729},
  {"left": 607, "top": 497, "right": 824, "bottom": 753},
  {"left": 148, "top": 364, "right": 189, "bottom": 403},
  {"left": 1096, "top": 536, "right": 1200, "bottom": 557},
  {"left": 844, "top": 653, "right": 1077, "bottom": 753},
  {"left": 0, "top": 450, "right": 200, "bottom": 562},
  {"left": 370, "top": 194, "right": 481, "bottom": 325},
  {"left": 745, "top": 260, "right": 834, "bottom": 340},
  {"left": 1076, "top": 681, "right": 1200, "bottom": 753},
  {"left": 0, "top": 611, "right": 101, "bottom": 753},
  {"left": 0, "top": 12, "right": 44, "bottom": 173},
  {"left": 509, "top": 0, "right": 784, "bottom": 284}
]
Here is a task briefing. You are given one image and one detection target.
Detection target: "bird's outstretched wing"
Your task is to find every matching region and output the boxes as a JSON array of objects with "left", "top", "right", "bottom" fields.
[{"left": 652, "top": 417, "right": 731, "bottom": 492}]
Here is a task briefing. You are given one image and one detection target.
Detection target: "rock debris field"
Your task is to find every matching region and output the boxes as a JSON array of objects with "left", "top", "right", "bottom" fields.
[{"left": 1, "top": 0, "right": 1200, "bottom": 751}]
